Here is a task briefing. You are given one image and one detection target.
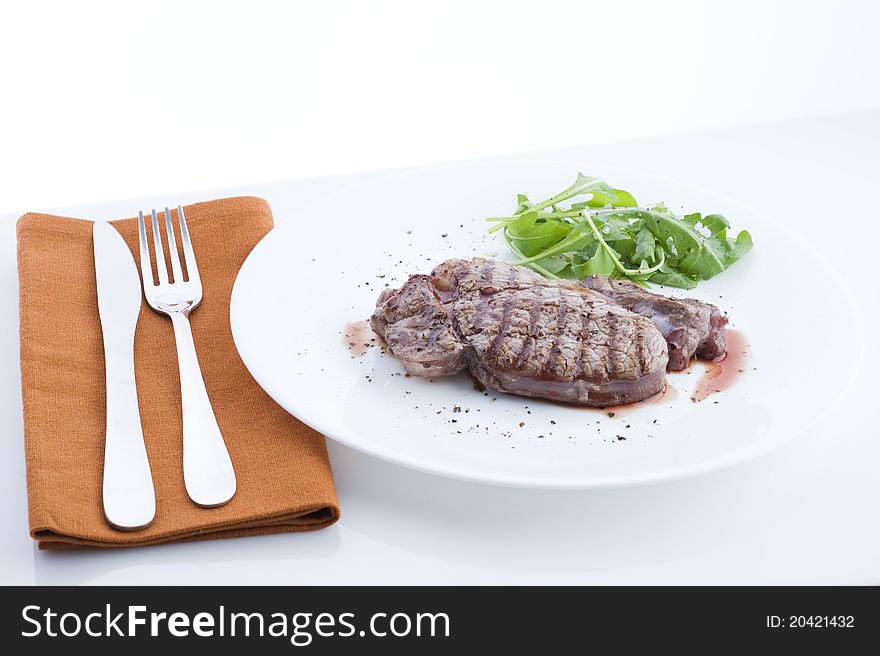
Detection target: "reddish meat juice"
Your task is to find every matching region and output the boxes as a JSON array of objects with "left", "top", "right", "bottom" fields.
[
  {"left": 344, "top": 320, "right": 376, "bottom": 357},
  {"left": 690, "top": 329, "right": 749, "bottom": 402}
]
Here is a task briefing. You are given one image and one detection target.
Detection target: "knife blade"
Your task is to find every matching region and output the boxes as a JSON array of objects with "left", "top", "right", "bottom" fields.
[{"left": 93, "top": 221, "right": 156, "bottom": 530}]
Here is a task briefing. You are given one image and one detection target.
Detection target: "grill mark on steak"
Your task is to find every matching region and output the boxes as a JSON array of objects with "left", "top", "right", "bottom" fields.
[
  {"left": 541, "top": 299, "right": 569, "bottom": 377},
  {"left": 490, "top": 294, "right": 517, "bottom": 357},
  {"left": 424, "top": 283, "right": 447, "bottom": 349},
  {"left": 575, "top": 307, "right": 591, "bottom": 379},
  {"left": 481, "top": 258, "right": 495, "bottom": 286},
  {"left": 635, "top": 321, "right": 646, "bottom": 375},
  {"left": 603, "top": 312, "right": 618, "bottom": 379},
  {"left": 514, "top": 295, "right": 545, "bottom": 371},
  {"left": 472, "top": 259, "right": 497, "bottom": 333},
  {"left": 372, "top": 258, "right": 669, "bottom": 407}
]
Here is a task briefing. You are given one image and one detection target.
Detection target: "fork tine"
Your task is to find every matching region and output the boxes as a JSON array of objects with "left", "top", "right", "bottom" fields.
[
  {"left": 163, "top": 207, "right": 184, "bottom": 283},
  {"left": 137, "top": 211, "right": 154, "bottom": 287},
  {"left": 177, "top": 205, "right": 200, "bottom": 285},
  {"left": 150, "top": 209, "right": 169, "bottom": 285}
]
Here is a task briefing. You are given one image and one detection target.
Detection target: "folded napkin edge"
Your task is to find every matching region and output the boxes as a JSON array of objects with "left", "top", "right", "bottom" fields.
[
  {"left": 34, "top": 506, "right": 341, "bottom": 550},
  {"left": 16, "top": 195, "right": 273, "bottom": 235}
]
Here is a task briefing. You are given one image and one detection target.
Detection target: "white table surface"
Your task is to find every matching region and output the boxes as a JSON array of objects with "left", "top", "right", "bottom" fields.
[{"left": 1, "top": 111, "right": 878, "bottom": 585}]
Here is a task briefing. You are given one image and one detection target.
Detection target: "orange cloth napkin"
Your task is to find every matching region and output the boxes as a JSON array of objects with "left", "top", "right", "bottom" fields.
[{"left": 17, "top": 196, "right": 340, "bottom": 549}]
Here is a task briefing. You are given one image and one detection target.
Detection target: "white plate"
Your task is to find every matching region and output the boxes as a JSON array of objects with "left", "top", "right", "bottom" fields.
[{"left": 230, "top": 160, "right": 863, "bottom": 488}]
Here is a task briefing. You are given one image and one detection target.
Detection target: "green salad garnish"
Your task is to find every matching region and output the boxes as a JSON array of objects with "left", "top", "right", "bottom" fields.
[{"left": 486, "top": 173, "right": 753, "bottom": 289}]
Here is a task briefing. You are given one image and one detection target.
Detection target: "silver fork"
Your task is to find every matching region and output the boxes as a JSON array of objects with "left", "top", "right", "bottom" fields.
[{"left": 137, "top": 206, "right": 236, "bottom": 507}]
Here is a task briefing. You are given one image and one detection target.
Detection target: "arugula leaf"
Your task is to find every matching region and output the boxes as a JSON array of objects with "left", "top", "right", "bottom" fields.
[
  {"left": 633, "top": 226, "right": 656, "bottom": 263},
  {"left": 515, "top": 193, "right": 534, "bottom": 214},
  {"left": 504, "top": 211, "right": 570, "bottom": 258},
  {"left": 581, "top": 188, "right": 638, "bottom": 208},
  {"left": 530, "top": 173, "right": 618, "bottom": 212},
  {"left": 530, "top": 254, "right": 572, "bottom": 275},
  {"left": 732, "top": 230, "right": 753, "bottom": 260},
  {"left": 592, "top": 216, "right": 629, "bottom": 242},
  {"left": 641, "top": 209, "right": 726, "bottom": 280},
  {"left": 685, "top": 212, "right": 730, "bottom": 237},
  {"left": 572, "top": 246, "right": 617, "bottom": 278},
  {"left": 502, "top": 231, "right": 559, "bottom": 279},
  {"left": 648, "top": 267, "right": 700, "bottom": 289},
  {"left": 510, "top": 221, "right": 594, "bottom": 265},
  {"left": 706, "top": 229, "right": 752, "bottom": 265}
]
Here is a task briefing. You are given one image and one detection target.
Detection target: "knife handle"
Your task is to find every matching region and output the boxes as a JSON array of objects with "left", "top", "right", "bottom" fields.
[
  {"left": 102, "top": 346, "right": 156, "bottom": 530},
  {"left": 170, "top": 312, "right": 236, "bottom": 507}
]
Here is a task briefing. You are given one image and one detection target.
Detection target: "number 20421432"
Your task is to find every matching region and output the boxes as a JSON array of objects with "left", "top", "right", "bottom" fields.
[{"left": 766, "top": 616, "right": 854, "bottom": 629}]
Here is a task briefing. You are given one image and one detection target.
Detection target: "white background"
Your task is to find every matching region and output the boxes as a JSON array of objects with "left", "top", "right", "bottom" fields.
[
  {"left": 1, "top": 1, "right": 879, "bottom": 585},
  {"left": 2, "top": 0, "right": 880, "bottom": 213}
]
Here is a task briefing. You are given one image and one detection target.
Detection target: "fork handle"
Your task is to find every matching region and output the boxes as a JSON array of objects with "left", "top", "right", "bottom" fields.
[{"left": 170, "top": 311, "right": 237, "bottom": 507}]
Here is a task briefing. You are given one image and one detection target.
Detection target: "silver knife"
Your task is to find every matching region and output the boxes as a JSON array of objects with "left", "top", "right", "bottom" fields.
[{"left": 93, "top": 221, "right": 156, "bottom": 530}]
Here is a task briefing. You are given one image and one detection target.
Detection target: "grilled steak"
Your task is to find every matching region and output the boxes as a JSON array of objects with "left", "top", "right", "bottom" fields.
[
  {"left": 370, "top": 275, "right": 467, "bottom": 377},
  {"left": 371, "top": 258, "right": 668, "bottom": 406},
  {"left": 581, "top": 276, "right": 728, "bottom": 371}
]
